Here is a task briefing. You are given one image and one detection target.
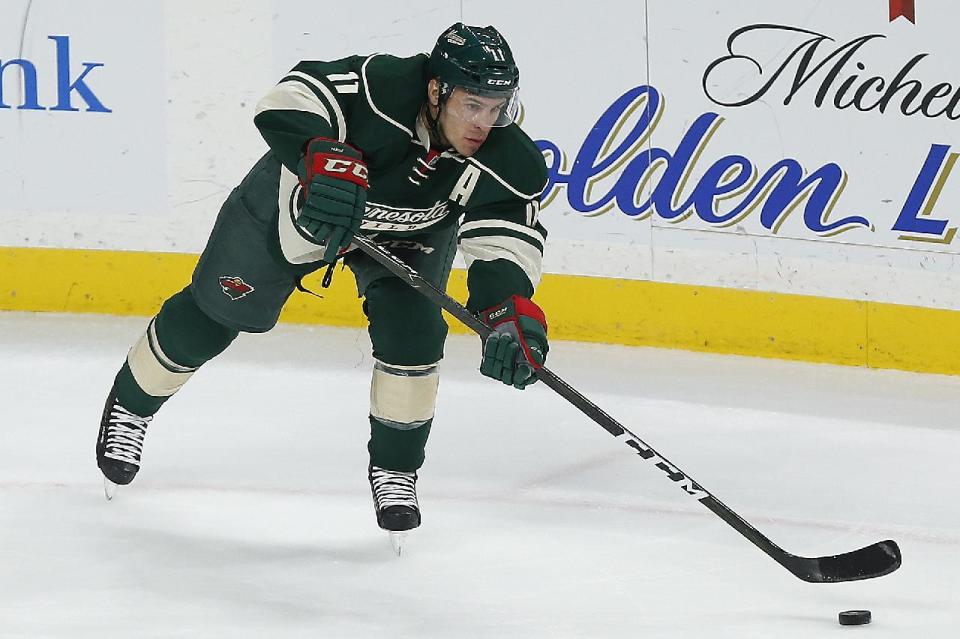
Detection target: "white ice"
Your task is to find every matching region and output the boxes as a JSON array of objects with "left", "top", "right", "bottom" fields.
[{"left": 1, "top": 311, "right": 958, "bottom": 638}]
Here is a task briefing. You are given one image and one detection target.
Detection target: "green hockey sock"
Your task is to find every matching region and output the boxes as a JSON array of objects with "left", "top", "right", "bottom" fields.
[
  {"left": 367, "top": 417, "right": 433, "bottom": 472},
  {"left": 113, "top": 287, "right": 238, "bottom": 417}
]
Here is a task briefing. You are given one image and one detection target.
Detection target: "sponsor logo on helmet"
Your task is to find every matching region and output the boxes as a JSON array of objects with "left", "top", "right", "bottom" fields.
[
  {"left": 445, "top": 34, "right": 466, "bottom": 46},
  {"left": 486, "top": 79, "right": 513, "bottom": 86},
  {"left": 218, "top": 276, "right": 254, "bottom": 300}
]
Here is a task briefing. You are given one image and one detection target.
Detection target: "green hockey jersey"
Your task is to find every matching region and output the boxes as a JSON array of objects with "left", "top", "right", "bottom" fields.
[{"left": 250, "top": 53, "right": 548, "bottom": 307}]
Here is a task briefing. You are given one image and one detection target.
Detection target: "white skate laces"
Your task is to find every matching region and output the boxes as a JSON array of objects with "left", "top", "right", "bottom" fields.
[
  {"left": 369, "top": 466, "right": 419, "bottom": 510},
  {"left": 102, "top": 404, "right": 152, "bottom": 466}
]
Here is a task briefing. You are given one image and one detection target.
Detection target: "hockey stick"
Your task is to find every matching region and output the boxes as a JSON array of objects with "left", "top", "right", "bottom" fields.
[{"left": 352, "top": 235, "right": 901, "bottom": 583}]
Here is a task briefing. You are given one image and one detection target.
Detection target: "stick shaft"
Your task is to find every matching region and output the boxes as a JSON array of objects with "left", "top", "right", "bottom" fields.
[{"left": 351, "top": 235, "right": 900, "bottom": 582}]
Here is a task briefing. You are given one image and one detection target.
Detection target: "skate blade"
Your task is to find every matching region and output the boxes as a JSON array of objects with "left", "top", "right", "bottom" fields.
[
  {"left": 388, "top": 531, "right": 407, "bottom": 557},
  {"left": 103, "top": 478, "right": 118, "bottom": 501}
]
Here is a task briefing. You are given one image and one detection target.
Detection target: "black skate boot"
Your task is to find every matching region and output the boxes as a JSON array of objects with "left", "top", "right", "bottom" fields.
[
  {"left": 96, "top": 388, "right": 153, "bottom": 500},
  {"left": 369, "top": 465, "right": 420, "bottom": 555}
]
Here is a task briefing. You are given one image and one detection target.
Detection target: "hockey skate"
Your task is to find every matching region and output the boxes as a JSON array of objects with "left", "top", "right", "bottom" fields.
[
  {"left": 368, "top": 465, "right": 421, "bottom": 556},
  {"left": 96, "top": 389, "right": 153, "bottom": 500}
]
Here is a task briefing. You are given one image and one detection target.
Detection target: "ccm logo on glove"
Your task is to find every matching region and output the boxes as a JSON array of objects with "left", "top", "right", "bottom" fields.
[
  {"left": 479, "top": 295, "right": 549, "bottom": 390},
  {"left": 296, "top": 137, "right": 369, "bottom": 263},
  {"left": 314, "top": 156, "right": 369, "bottom": 184},
  {"left": 304, "top": 141, "right": 369, "bottom": 188},
  {"left": 488, "top": 307, "right": 510, "bottom": 320}
]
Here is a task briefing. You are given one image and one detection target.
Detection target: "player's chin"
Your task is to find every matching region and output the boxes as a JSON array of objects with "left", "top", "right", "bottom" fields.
[
  {"left": 458, "top": 136, "right": 486, "bottom": 156},
  {"left": 457, "top": 135, "right": 487, "bottom": 156}
]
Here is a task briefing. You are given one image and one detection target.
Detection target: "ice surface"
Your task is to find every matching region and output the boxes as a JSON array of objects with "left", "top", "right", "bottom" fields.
[{"left": 1, "top": 311, "right": 958, "bottom": 638}]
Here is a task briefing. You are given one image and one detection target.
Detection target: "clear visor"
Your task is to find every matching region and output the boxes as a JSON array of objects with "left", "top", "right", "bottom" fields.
[{"left": 444, "top": 85, "right": 520, "bottom": 128}]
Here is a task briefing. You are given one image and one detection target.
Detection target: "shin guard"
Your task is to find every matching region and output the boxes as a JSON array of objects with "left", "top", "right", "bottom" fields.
[{"left": 367, "top": 360, "right": 439, "bottom": 472}]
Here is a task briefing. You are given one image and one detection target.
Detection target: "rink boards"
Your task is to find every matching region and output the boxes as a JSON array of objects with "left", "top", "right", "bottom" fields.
[
  {"left": 5, "top": 244, "right": 960, "bottom": 376},
  {"left": 2, "top": 1, "right": 960, "bottom": 375}
]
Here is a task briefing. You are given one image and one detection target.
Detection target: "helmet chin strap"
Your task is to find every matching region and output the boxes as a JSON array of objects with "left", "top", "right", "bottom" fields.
[{"left": 423, "top": 85, "right": 452, "bottom": 150}]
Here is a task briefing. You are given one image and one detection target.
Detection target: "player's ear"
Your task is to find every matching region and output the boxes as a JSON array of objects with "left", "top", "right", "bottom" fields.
[{"left": 427, "top": 79, "right": 440, "bottom": 107}]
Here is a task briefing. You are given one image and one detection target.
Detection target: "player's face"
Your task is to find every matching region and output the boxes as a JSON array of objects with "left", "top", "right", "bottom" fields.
[
  {"left": 434, "top": 86, "right": 505, "bottom": 156},
  {"left": 445, "top": 87, "right": 508, "bottom": 129}
]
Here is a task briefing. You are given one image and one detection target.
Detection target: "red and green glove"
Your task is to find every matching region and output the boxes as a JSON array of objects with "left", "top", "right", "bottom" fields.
[
  {"left": 296, "top": 137, "right": 369, "bottom": 263},
  {"left": 479, "top": 295, "right": 548, "bottom": 390}
]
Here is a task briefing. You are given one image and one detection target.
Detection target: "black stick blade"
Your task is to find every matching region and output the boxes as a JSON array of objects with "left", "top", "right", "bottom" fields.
[
  {"left": 350, "top": 238, "right": 905, "bottom": 587},
  {"left": 792, "top": 539, "right": 902, "bottom": 583}
]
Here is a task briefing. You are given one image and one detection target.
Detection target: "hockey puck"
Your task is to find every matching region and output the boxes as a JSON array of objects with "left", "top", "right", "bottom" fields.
[{"left": 838, "top": 610, "right": 871, "bottom": 625}]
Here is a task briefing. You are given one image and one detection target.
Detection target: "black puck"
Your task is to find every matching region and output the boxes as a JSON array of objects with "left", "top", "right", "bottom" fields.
[{"left": 839, "top": 610, "right": 871, "bottom": 625}]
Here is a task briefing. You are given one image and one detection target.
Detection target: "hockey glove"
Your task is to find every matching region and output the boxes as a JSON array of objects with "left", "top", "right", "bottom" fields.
[
  {"left": 296, "top": 137, "right": 369, "bottom": 263},
  {"left": 479, "top": 295, "right": 548, "bottom": 390}
]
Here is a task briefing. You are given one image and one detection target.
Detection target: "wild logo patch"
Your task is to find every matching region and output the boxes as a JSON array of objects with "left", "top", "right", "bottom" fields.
[{"left": 218, "top": 276, "right": 254, "bottom": 300}]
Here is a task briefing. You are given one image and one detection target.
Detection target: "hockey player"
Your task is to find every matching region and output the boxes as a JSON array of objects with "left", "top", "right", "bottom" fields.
[{"left": 95, "top": 23, "right": 550, "bottom": 546}]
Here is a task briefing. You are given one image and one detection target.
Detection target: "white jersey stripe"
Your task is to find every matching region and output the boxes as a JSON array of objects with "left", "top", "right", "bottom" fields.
[
  {"left": 526, "top": 201, "right": 540, "bottom": 227},
  {"left": 466, "top": 157, "right": 543, "bottom": 200},
  {"left": 283, "top": 71, "right": 347, "bottom": 141},
  {"left": 255, "top": 82, "right": 334, "bottom": 132},
  {"left": 361, "top": 54, "right": 414, "bottom": 137},
  {"left": 276, "top": 166, "right": 330, "bottom": 264},
  {"left": 459, "top": 235, "right": 543, "bottom": 287},
  {"left": 458, "top": 219, "right": 547, "bottom": 244},
  {"left": 327, "top": 72, "right": 359, "bottom": 82}
]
